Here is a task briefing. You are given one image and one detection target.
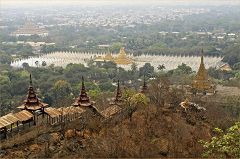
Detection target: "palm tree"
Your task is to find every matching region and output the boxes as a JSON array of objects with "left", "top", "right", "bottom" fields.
[{"left": 157, "top": 64, "right": 165, "bottom": 71}]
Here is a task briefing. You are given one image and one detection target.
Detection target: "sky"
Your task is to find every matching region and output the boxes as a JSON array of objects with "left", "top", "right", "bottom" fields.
[{"left": 1, "top": 0, "right": 240, "bottom": 8}]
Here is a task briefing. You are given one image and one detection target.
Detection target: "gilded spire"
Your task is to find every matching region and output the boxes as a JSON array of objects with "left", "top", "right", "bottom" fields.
[
  {"left": 196, "top": 49, "right": 208, "bottom": 81},
  {"left": 192, "top": 49, "right": 214, "bottom": 94}
]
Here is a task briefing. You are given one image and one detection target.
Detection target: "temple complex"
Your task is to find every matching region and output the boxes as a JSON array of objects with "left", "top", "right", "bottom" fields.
[
  {"left": 17, "top": 74, "right": 48, "bottom": 113},
  {"left": 11, "top": 22, "right": 48, "bottom": 37},
  {"left": 192, "top": 49, "right": 216, "bottom": 95},
  {"left": 72, "top": 76, "right": 95, "bottom": 107},
  {"left": 93, "top": 47, "right": 133, "bottom": 66}
]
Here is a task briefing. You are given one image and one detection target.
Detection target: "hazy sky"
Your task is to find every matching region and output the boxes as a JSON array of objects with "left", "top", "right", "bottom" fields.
[{"left": 1, "top": 0, "right": 240, "bottom": 8}]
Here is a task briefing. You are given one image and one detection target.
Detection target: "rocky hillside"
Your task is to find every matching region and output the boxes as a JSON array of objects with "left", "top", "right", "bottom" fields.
[{"left": 0, "top": 104, "right": 212, "bottom": 158}]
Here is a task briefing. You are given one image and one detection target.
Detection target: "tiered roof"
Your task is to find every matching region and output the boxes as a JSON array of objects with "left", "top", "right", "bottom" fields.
[
  {"left": 17, "top": 74, "right": 48, "bottom": 111},
  {"left": 140, "top": 75, "right": 148, "bottom": 93},
  {"left": 73, "top": 76, "right": 94, "bottom": 107}
]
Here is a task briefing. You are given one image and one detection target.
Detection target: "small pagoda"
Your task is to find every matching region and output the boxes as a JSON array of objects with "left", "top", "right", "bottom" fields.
[
  {"left": 114, "top": 47, "right": 132, "bottom": 65},
  {"left": 110, "top": 80, "right": 123, "bottom": 105},
  {"left": 17, "top": 74, "right": 48, "bottom": 113},
  {"left": 192, "top": 49, "right": 216, "bottom": 95},
  {"left": 140, "top": 75, "right": 148, "bottom": 94},
  {"left": 73, "top": 76, "right": 95, "bottom": 107}
]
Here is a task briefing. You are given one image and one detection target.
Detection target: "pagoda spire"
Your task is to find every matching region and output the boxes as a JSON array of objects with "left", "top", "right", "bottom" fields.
[
  {"left": 17, "top": 74, "right": 48, "bottom": 111},
  {"left": 140, "top": 75, "right": 148, "bottom": 93},
  {"left": 191, "top": 49, "right": 215, "bottom": 95},
  {"left": 196, "top": 49, "right": 208, "bottom": 81},
  {"left": 81, "top": 76, "right": 86, "bottom": 95},
  {"left": 73, "top": 76, "right": 92, "bottom": 107},
  {"left": 29, "top": 74, "right": 33, "bottom": 86},
  {"left": 115, "top": 80, "right": 122, "bottom": 102}
]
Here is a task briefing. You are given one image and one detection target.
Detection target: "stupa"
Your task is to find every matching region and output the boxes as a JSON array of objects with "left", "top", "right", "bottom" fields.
[
  {"left": 192, "top": 49, "right": 216, "bottom": 95},
  {"left": 114, "top": 47, "right": 132, "bottom": 65}
]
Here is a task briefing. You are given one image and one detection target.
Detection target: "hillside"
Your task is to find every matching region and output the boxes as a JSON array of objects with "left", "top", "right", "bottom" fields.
[{"left": 0, "top": 104, "right": 212, "bottom": 158}]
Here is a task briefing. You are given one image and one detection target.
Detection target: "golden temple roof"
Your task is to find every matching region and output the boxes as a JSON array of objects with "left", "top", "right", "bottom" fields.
[
  {"left": 103, "top": 53, "right": 114, "bottom": 61},
  {"left": 114, "top": 47, "right": 132, "bottom": 65}
]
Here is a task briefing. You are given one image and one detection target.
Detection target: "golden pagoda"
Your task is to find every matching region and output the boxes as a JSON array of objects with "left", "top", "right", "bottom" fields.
[
  {"left": 114, "top": 47, "right": 132, "bottom": 65},
  {"left": 192, "top": 49, "right": 215, "bottom": 95}
]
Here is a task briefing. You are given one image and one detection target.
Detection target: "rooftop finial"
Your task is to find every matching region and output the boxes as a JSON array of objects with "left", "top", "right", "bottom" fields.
[
  {"left": 201, "top": 48, "right": 204, "bottom": 64},
  {"left": 29, "top": 74, "right": 33, "bottom": 86},
  {"left": 115, "top": 80, "right": 122, "bottom": 102},
  {"left": 81, "top": 76, "right": 85, "bottom": 91},
  {"left": 143, "top": 74, "right": 146, "bottom": 88}
]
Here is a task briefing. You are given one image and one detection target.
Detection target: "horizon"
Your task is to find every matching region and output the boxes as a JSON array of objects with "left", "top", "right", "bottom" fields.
[{"left": 1, "top": 0, "right": 240, "bottom": 8}]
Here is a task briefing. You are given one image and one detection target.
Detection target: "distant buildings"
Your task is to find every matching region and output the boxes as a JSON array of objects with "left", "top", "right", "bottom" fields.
[{"left": 11, "top": 22, "right": 48, "bottom": 37}]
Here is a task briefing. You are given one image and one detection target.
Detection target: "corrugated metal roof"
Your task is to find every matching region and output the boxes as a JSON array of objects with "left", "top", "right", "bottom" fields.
[
  {"left": 101, "top": 105, "right": 122, "bottom": 118},
  {"left": 14, "top": 110, "right": 33, "bottom": 122},
  {"left": 46, "top": 106, "right": 86, "bottom": 118},
  {"left": 45, "top": 107, "right": 62, "bottom": 118},
  {"left": 0, "top": 113, "right": 19, "bottom": 129},
  {"left": 17, "top": 105, "right": 42, "bottom": 110}
]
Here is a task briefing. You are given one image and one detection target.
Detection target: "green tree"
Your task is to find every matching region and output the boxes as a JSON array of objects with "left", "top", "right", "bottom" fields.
[
  {"left": 200, "top": 122, "right": 240, "bottom": 158},
  {"left": 139, "top": 63, "right": 154, "bottom": 77},
  {"left": 50, "top": 80, "right": 72, "bottom": 107}
]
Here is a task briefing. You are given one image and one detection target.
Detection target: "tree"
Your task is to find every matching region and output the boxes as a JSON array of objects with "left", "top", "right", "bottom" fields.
[
  {"left": 139, "top": 63, "right": 154, "bottom": 77},
  {"left": 200, "top": 122, "right": 240, "bottom": 158},
  {"left": 233, "top": 62, "right": 240, "bottom": 70},
  {"left": 22, "top": 62, "right": 30, "bottom": 69},
  {"left": 50, "top": 80, "right": 72, "bottom": 107},
  {"left": 0, "top": 52, "right": 12, "bottom": 65},
  {"left": 176, "top": 63, "right": 192, "bottom": 74},
  {"left": 102, "top": 61, "right": 117, "bottom": 70},
  {"left": 42, "top": 61, "right": 47, "bottom": 67},
  {"left": 35, "top": 61, "right": 39, "bottom": 67},
  {"left": 157, "top": 64, "right": 166, "bottom": 71},
  {"left": 148, "top": 76, "right": 170, "bottom": 109}
]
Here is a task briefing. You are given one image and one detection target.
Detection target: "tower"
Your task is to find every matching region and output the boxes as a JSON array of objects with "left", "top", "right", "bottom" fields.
[
  {"left": 192, "top": 49, "right": 214, "bottom": 95},
  {"left": 17, "top": 74, "right": 48, "bottom": 112},
  {"left": 73, "top": 76, "right": 93, "bottom": 107},
  {"left": 114, "top": 80, "right": 122, "bottom": 103},
  {"left": 140, "top": 75, "right": 148, "bottom": 94}
]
